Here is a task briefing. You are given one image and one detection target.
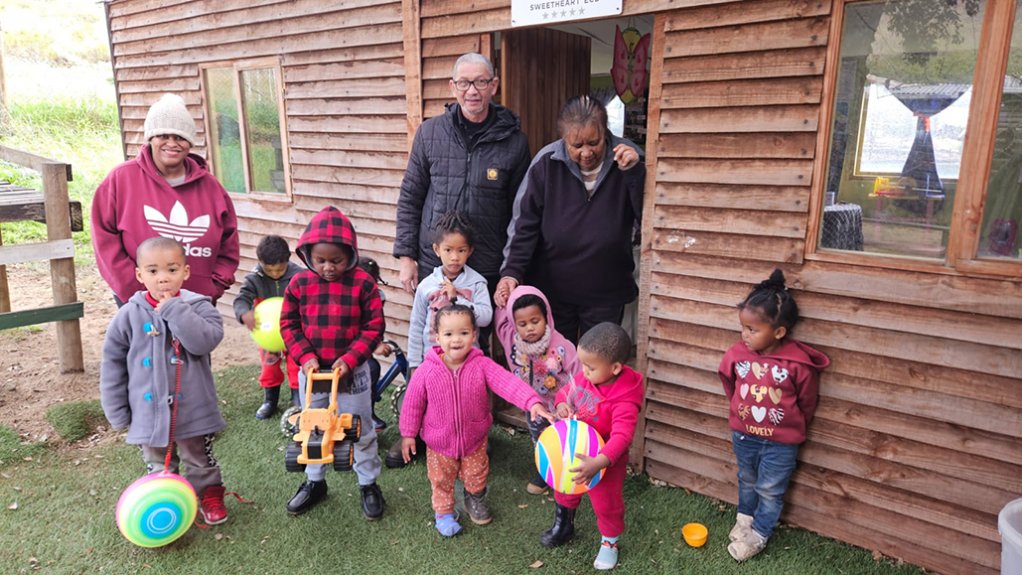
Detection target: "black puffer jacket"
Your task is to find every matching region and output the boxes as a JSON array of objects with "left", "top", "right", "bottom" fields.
[{"left": 394, "top": 103, "right": 530, "bottom": 279}]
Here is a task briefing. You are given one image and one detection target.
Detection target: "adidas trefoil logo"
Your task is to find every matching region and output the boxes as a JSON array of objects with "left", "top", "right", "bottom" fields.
[{"left": 144, "top": 201, "right": 212, "bottom": 256}]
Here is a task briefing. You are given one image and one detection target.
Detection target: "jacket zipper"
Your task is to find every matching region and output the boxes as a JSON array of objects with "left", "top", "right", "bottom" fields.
[{"left": 451, "top": 365, "right": 464, "bottom": 457}]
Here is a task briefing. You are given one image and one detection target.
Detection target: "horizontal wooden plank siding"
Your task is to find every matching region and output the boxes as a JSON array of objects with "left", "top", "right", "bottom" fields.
[
  {"left": 107, "top": 0, "right": 409, "bottom": 346},
  {"left": 638, "top": 3, "right": 1020, "bottom": 575}
]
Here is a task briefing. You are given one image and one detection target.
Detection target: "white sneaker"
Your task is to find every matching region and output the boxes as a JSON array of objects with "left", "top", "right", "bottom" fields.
[
  {"left": 728, "top": 529, "right": 767, "bottom": 562},
  {"left": 729, "top": 513, "right": 754, "bottom": 542}
]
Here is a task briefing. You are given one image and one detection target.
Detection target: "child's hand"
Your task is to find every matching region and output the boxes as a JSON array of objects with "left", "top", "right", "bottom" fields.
[
  {"left": 330, "top": 359, "right": 350, "bottom": 379},
  {"left": 568, "top": 452, "right": 610, "bottom": 484},
  {"left": 613, "top": 143, "right": 639, "bottom": 170},
  {"left": 493, "top": 277, "right": 518, "bottom": 307},
  {"left": 241, "top": 311, "right": 255, "bottom": 331},
  {"left": 400, "top": 436, "right": 418, "bottom": 463},
  {"left": 302, "top": 358, "right": 320, "bottom": 375},
  {"left": 154, "top": 291, "right": 176, "bottom": 312},
  {"left": 374, "top": 342, "right": 392, "bottom": 357},
  {"left": 555, "top": 402, "right": 573, "bottom": 419},
  {"left": 530, "top": 403, "right": 556, "bottom": 425},
  {"left": 441, "top": 278, "right": 457, "bottom": 301}
]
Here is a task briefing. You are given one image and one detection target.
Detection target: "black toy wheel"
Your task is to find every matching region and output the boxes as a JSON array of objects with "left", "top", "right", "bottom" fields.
[
  {"left": 346, "top": 414, "right": 362, "bottom": 442},
  {"left": 280, "top": 406, "right": 301, "bottom": 438},
  {"left": 332, "top": 440, "right": 354, "bottom": 472},
  {"left": 285, "top": 442, "right": 305, "bottom": 472},
  {"left": 390, "top": 381, "right": 407, "bottom": 420}
]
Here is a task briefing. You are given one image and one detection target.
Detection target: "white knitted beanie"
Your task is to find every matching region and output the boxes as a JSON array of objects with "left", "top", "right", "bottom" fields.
[{"left": 144, "top": 94, "right": 196, "bottom": 145}]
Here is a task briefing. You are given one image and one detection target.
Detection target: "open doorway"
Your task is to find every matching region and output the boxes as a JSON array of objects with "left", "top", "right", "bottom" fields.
[{"left": 498, "top": 16, "right": 654, "bottom": 345}]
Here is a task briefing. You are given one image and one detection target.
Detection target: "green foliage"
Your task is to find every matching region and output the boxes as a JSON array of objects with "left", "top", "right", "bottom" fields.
[
  {"left": 45, "top": 400, "right": 107, "bottom": 443},
  {"left": 0, "top": 366, "right": 926, "bottom": 574},
  {"left": 0, "top": 0, "right": 110, "bottom": 66},
  {"left": 0, "top": 425, "right": 46, "bottom": 467},
  {"left": 0, "top": 96, "right": 121, "bottom": 259}
]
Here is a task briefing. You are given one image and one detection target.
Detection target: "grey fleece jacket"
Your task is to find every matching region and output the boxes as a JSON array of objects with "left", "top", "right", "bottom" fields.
[{"left": 100, "top": 289, "right": 226, "bottom": 447}]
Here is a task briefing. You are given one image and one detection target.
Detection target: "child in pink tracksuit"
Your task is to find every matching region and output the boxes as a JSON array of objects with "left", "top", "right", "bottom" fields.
[
  {"left": 542, "top": 322, "right": 644, "bottom": 571},
  {"left": 495, "top": 285, "right": 579, "bottom": 494},
  {"left": 399, "top": 304, "right": 553, "bottom": 537}
]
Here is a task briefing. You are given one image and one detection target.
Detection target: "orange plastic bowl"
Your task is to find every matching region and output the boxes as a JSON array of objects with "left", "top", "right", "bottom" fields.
[{"left": 682, "top": 522, "right": 708, "bottom": 547}]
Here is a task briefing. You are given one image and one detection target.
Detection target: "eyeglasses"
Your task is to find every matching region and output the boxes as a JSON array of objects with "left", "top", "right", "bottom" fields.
[{"left": 452, "top": 78, "right": 494, "bottom": 91}]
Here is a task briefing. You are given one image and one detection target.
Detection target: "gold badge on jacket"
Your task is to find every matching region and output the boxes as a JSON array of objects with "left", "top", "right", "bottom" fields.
[{"left": 487, "top": 168, "right": 498, "bottom": 181}]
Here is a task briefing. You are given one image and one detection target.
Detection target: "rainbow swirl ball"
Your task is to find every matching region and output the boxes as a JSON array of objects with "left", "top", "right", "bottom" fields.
[
  {"left": 535, "top": 419, "right": 606, "bottom": 495},
  {"left": 251, "top": 297, "right": 286, "bottom": 353},
  {"left": 116, "top": 472, "right": 197, "bottom": 548}
]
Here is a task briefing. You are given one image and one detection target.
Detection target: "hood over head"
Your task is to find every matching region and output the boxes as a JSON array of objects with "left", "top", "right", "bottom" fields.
[{"left": 295, "top": 206, "right": 359, "bottom": 272}]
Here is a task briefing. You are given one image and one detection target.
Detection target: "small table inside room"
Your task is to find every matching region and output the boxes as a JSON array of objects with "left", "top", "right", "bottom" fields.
[{"left": 820, "top": 202, "right": 864, "bottom": 251}]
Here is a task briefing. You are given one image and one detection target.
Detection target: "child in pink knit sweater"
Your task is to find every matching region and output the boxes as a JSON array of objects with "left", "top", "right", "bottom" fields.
[{"left": 399, "top": 304, "right": 554, "bottom": 537}]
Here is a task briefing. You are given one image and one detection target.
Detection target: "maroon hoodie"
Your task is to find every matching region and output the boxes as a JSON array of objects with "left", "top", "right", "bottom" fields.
[
  {"left": 718, "top": 339, "right": 829, "bottom": 445},
  {"left": 91, "top": 145, "right": 239, "bottom": 302}
]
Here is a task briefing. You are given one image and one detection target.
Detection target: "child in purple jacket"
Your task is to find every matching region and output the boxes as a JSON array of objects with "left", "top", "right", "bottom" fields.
[{"left": 399, "top": 304, "right": 554, "bottom": 537}]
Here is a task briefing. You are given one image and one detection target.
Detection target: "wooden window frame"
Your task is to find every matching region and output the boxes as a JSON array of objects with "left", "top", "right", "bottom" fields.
[
  {"left": 199, "top": 57, "right": 292, "bottom": 202},
  {"left": 807, "top": 0, "right": 1022, "bottom": 280}
]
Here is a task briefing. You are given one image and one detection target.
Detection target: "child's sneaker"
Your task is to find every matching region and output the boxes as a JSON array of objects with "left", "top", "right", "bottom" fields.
[
  {"left": 593, "top": 538, "right": 619, "bottom": 570},
  {"left": 729, "top": 512, "right": 753, "bottom": 541},
  {"left": 199, "top": 485, "right": 228, "bottom": 525},
  {"left": 435, "top": 512, "right": 463, "bottom": 537},
  {"left": 727, "top": 529, "right": 767, "bottom": 562},
  {"left": 464, "top": 488, "right": 492, "bottom": 525}
]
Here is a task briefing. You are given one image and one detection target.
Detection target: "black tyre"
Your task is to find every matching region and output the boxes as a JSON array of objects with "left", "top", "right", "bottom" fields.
[
  {"left": 332, "top": 440, "right": 354, "bottom": 472},
  {"left": 390, "top": 381, "right": 407, "bottom": 420},
  {"left": 280, "top": 406, "right": 301, "bottom": 438},
  {"left": 346, "top": 414, "right": 362, "bottom": 442},
  {"left": 285, "top": 442, "right": 305, "bottom": 472}
]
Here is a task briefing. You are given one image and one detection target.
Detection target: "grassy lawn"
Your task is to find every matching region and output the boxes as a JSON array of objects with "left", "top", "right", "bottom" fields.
[{"left": 0, "top": 365, "right": 924, "bottom": 575}]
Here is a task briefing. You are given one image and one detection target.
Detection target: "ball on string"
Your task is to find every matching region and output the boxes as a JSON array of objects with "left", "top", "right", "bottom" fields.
[
  {"left": 251, "top": 297, "right": 286, "bottom": 353},
  {"left": 535, "top": 418, "right": 606, "bottom": 495},
  {"left": 116, "top": 472, "right": 197, "bottom": 548}
]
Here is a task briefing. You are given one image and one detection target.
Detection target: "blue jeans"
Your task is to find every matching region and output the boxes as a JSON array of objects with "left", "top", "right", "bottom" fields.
[{"left": 732, "top": 431, "right": 799, "bottom": 540}]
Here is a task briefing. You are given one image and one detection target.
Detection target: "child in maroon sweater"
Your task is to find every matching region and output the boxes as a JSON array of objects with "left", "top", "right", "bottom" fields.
[
  {"left": 718, "top": 269, "right": 829, "bottom": 562},
  {"left": 542, "top": 322, "right": 644, "bottom": 571}
]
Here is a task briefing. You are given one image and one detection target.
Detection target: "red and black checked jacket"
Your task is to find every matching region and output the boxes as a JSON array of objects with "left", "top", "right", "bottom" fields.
[{"left": 281, "top": 206, "right": 384, "bottom": 370}]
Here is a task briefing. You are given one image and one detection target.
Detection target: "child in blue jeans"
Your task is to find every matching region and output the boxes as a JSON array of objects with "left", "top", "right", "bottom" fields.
[{"left": 717, "top": 269, "right": 829, "bottom": 561}]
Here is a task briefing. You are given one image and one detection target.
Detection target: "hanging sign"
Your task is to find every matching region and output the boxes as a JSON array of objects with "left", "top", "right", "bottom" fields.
[{"left": 511, "top": 0, "right": 622, "bottom": 27}]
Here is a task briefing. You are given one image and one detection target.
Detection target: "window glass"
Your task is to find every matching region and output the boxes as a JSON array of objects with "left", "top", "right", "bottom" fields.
[
  {"left": 240, "top": 68, "right": 285, "bottom": 193},
  {"left": 977, "top": 6, "right": 1022, "bottom": 260},
  {"left": 204, "top": 67, "right": 244, "bottom": 193},
  {"left": 822, "top": 0, "right": 984, "bottom": 259}
]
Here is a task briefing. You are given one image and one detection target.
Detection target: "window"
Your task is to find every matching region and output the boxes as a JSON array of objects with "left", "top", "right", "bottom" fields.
[
  {"left": 201, "top": 60, "right": 289, "bottom": 196},
  {"left": 818, "top": 0, "right": 1022, "bottom": 274}
]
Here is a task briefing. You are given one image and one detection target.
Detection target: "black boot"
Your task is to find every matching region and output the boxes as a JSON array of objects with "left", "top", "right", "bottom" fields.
[
  {"left": 385, "top": 435, "right": 426, "bottom": 468},
  {"left": 290, "top": 387, "right": 301, "bottom": 407},
  {"left": 256, "top": 386, "right": 281, "bottom": 419},
  {"left": 540, "top": 504, "right": 576, "bottom": 547},
  {"left": 286, "top": 479, "right": 327, "bottom": 514}
]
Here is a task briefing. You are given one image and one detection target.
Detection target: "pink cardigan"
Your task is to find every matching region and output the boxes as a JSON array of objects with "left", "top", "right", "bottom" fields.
[{"left": 400, "top": 346, "right": 543, "bottom": 458}]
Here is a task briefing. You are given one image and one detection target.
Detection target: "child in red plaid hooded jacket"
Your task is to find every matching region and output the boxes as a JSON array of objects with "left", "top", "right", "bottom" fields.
[{"left": 279, "top": 206, "right": 387, "bottom": 519}]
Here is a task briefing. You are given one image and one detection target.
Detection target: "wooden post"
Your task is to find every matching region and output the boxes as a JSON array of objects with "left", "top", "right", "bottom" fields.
[
  {"left": 0, "top": 226, "right": 9, "bottom": 312},
  {"left": 42, "top": 162, "right": 83, "bottom": 373}
]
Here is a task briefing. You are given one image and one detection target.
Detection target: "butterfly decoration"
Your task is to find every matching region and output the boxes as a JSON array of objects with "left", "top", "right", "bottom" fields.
[{"left": 611, "top": 25, "right": 651, "bottom": 104}]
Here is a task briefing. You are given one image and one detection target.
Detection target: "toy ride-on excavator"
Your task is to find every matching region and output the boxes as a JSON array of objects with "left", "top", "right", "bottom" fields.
[{"left": 284, "top": 368, "right": 361, "bottom": 473}]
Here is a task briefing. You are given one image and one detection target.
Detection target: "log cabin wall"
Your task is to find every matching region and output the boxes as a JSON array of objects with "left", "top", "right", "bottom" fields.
[
  {"left": 638, "top": 2, "right": 1021, "bottom": 575},
  {"left": 105, "top": 0, "right": 412, "bottom": 343},
  {"left": 105, "top": 0, "right": 1021, "bottom": 573}
]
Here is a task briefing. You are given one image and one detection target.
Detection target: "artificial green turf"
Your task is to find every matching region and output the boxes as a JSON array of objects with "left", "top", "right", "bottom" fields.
[{"left": 0, "top": 365, "right": 926, "bottom": 575}]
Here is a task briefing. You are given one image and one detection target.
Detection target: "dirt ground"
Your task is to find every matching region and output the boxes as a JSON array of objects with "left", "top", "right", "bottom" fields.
[{"left": 0, "top": 262, "right": 255, "bottom": 440}]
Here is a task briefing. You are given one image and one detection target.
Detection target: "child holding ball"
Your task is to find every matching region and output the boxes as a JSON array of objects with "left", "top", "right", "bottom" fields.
[{"left": 544, "top": 322, "right": 644, "bottom": 570}]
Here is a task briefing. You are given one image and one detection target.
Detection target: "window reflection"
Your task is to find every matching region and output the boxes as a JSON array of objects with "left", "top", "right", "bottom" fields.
[{"left": 822, "top": 0, "right": 984, "bottom": 258}]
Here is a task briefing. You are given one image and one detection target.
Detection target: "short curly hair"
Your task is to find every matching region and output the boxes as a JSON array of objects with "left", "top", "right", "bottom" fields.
[
  {"left": 256, "top": 235, "right": 291, "bottom": 265},
  {"left": 577, "top": 322, "right": 631, "bottom": 364}
]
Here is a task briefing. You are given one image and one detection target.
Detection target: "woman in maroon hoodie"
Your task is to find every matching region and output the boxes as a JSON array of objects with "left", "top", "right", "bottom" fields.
[{"left": 92, "top": 93, "right": 239, "bottom": 305}]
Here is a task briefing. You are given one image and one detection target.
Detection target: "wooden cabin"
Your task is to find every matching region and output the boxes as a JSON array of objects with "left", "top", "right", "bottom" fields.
[{"left": 103, "top": 1, "right": 1021, "bottom": 573}]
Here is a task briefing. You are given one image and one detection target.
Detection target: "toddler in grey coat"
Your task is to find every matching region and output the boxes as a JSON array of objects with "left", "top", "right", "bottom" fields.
[{"left": 100, "top": 236, "right": 230, "bottom": 525}]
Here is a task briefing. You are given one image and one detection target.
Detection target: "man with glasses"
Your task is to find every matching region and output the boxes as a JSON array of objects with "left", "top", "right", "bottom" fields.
[{"left": 391, "top": 52, "right": 530, "bottom": 467}]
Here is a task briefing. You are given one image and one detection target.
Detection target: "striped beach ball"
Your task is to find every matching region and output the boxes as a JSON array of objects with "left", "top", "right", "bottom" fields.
[{"left": 535, "top": 419, "right": 606, "bottom": 495}]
